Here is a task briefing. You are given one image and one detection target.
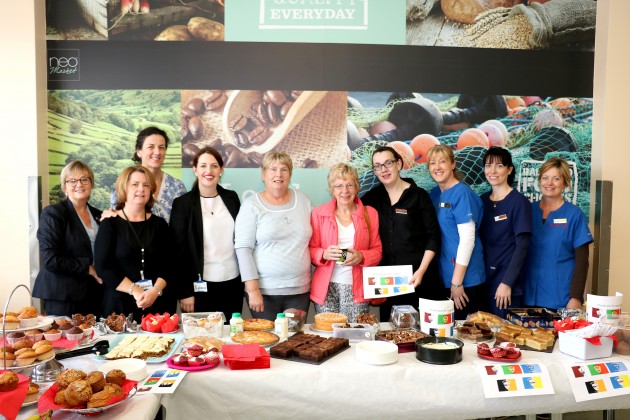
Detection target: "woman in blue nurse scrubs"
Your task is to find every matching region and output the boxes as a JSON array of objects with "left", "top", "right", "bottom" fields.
[
  {"left": 479, "top": 147, "right": 531, "bottom": 317},
  {"left": 427, "top": 145, "right": 485, "bottom": 319},
  {"left": 524, "top": 157, "right": 592, "bottom": 310}
]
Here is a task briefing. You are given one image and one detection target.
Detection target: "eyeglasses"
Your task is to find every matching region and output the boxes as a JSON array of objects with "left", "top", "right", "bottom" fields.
[
  {"left": 66, "top": 177, "right": 91, "bottom": 186},
  {"left": 332, "top": 183, "right": 357, "bottom": 191},
  {"left": 372, "top": 160, "right": 395, "bottom": 172}
]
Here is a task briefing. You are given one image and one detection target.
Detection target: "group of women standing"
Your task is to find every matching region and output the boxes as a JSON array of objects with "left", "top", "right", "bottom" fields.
[{"left": 33, "top": 125, "right": 592, "bottom": 324}]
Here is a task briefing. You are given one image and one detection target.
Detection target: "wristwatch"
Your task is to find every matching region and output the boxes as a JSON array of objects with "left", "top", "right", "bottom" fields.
[{"left": 128, "top": 283, "right": 136, "bottom": 295}]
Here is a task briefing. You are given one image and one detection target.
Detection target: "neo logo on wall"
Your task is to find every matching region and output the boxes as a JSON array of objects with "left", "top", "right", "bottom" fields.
[
  {"left": 47, "top": 49, "right": 80, "bottom": 82},
  {"left": 259, "top": 0, "right": 368, "bottom": 30}
]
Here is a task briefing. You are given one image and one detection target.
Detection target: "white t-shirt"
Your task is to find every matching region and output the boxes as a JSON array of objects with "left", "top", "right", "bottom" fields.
[{"left": 330, "top": 219, "right": 354, "bottom": 285}]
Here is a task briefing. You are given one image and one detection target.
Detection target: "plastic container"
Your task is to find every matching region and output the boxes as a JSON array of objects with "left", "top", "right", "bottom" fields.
[
  {"left": 558, "top": 332, "right": 614, "bottom": 360},
  {"left": 182, "top": 312, "right": 225, "bottom": 338},
  {"left": 390, "top": 305, "right": 419, "bottom": 329},
  {"left": 613, "top": 313, "right": 630, "bottom": 355},
  {"left": 274, "top": 313, "right": 288, "bottom": 339},
  {"left": 332, "top": 323, "right": 376, "bottom": 341},
  {"left": 229, "top": 313, "right": 243, "bottom": 337}
]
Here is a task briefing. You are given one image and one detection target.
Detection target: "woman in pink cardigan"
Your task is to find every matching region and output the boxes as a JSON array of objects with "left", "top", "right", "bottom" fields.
[{"left": 309, "top": 163, "right": 382, "bottom": 321}]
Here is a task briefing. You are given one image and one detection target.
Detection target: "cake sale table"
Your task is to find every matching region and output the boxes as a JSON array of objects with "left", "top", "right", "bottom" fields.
[{"left": 161, "top": 325, "right": 630, "bottom": 420}]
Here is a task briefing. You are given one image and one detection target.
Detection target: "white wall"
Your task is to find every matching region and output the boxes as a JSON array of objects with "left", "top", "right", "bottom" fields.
[
  {"left": 0, "top": 1, "right": 47, "bottom": 310},
  {"left": 1, "top": 0, "right": 628, "bottom": 311}
]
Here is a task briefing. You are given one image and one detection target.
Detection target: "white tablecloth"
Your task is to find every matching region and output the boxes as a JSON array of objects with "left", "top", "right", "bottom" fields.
[{"left": 161, "top": 327, "right": 630, "bottom": 420}]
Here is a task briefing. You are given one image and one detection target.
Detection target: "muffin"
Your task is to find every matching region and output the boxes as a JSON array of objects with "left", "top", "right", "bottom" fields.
[
  {"left": 87, "top": 388, "right": 116, "bottom": 408},
  {"left": 35, "top": 344, "right": 55, "bottom": 361},
  {"left": 32, "top": 340, "right": 53, "bottom": 350},
  {"left": 57, "top": 323, "right": 73, "bottom": 337},
  {"left": 54, "top": 389, "right": 68, "bottom": 406},
  {"left": 44, "top": 329, "right": 62, "bottom": 342},
  {"left": 16, "top": 350, "right": 38, "bottom": 366},
  {"left": 3, "top": 315, "right": 20, "bottom": 330},
  {"left": 14, "top": 348, "right": 36, "bottom": 357},
  {"left": 25, "top": 329, "right": 43, "bottom": 343},
  {"left": 64, "top": 380, "right": 93, "bottom": 407},
  {"left": 105, "top": 369, "right": 126, "bottom": 387},
  {"left": 55, "top": 369, "right": 87, "bottom": 389},
  {"left": 80, "top": 324, "right": 93, "bottom": 338},
  {"left": 18, "top": 311, "right": 38, "bottom": 328},
  {"left": 102, "top": 383, "right": 124, "bottom": 397},
  {"left": 86, "top": 371, "right": 106, "bottom": 393},
  {"left": 0, "top": 352, "right": 16, "bottom": 368},
  {"left": 0, "top": 345, "right": 14, "bottom": 355},
  {"left": 65, "top": 327, "right": 84, "bottom": 341},
  {"left": 12, "top": 339, "right": 32, "bottom": 351},
  {"left": 6, "top": 331, "right": 25, "bottom": 345},
  {"left": 0, "top": 371, "right": 19, "bottom": 392}
]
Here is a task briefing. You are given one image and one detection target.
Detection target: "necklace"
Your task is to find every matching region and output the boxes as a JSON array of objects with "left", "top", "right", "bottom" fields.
[{"left": 202, "top": 195, "right": 219, "bottom": 215}]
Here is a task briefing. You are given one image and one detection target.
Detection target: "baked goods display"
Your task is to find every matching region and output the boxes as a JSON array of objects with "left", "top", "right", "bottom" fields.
[
  {"left": 313, "top": 312, "right": 348, "bottom": 331},
  {"left": 376, "top": 329, "right": 428, "bottom": 345},
  {"left": 71, "top": 314, "right": 96, "bottom": 327},
  {"left": 141, "top": 313, "right": 180, "bottom": 333},
  {"left": 456, "top": 321, "right": 494, "bottom": 342},
  {"left": 614, "top": 313, "right": 630, "bottom": 355},
  {"left": 231, "top": 331, "right": 279, "bottom": 346},
  {"left": 182, "top": 312, "right": 225, "bottom": 338},
  {"left": 103, "top": 335, "right": 175, "bottom": 360},
  {"left": 0, "top": 371, "right": 19, "bottom": 392},
  {"left": 467, "top": 311, "right": 507, "bottom": 327},
  {"left": 477, "top": 342, "right": 522, "bottom": 361},
  {"left": 495, "top": 325, "right": 556, "bottom": 351},
  {"left": 45, "top": 368, "right": 131, "bottom": 410},
  {"left": 354, "top": 313, "right": 378, "bottom": 326},
  {"left": 104, "top": 313, "right": 127, "bottom": 333},
  {"left": 0, "top": 336, "right": 56, "bottom": 368},
  {"left": 169, "top": 338, "right": 221, "bottom": 368},
  {"left": 269, "top": 333, "right": 350, "bottom": 363},
  {"left": 24, "top": 381, "right": 40, "bottom": 404},
  {"left": 243, "top": 318, "right": 275, "bottom": 331}
]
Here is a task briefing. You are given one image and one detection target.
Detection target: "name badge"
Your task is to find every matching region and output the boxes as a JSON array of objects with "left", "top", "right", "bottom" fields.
[
  {"left": 494, "top": 214, "right": 508, "bottom": 222},
  {"left": 135, "top": 279, "right": 153, "bottom": 291},
  {"left": 440, "top": 202, "right": 451, "bottom": 208},
  {"left": 194, "top": 280, "right": 208, "bottom": 293},
  {"left": 553, "top": 218, "right": 568, "bottom": 224},
  {"left": 395, "top": 208, "right": 407, "bottom": 215}
]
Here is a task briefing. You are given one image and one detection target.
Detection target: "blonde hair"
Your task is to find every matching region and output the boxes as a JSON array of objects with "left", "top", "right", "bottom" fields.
[
  {"left": 262, "top": 151, "right": 293, "bottom": 175},
  {"left": 327, "top": 163, "right": 360, "bottom": 195},
  {"left": 114, "top": 166, "right": 156, "bottom": 211},
  {"left": 60, "top": 160, "right": 94, "bottom": 194},
  {"left": 538, "top": 157, "right": 572, "bottom": 188},
  {"left": 426, "top": 144, "right": 462, "bottom": 181}
]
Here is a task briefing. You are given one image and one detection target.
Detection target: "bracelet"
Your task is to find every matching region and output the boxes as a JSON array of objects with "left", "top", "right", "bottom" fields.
[
  {"left": 451, "top": 282, "right": 462, "bottom": 288},
  {"left": 128, "top": 283, "right": 136, "bottom": 295},
  {"left": 153, "top": 287, "right": 163, "bottom": 297}
]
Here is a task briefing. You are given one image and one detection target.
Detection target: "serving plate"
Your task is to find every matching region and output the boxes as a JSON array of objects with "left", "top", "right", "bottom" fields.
[
  {"left": 96, "top": 334, "right": 182, "bottom": 363},
  {"left": 308, "top": 325, "right": 333, "bottom": 334},
  {"left": 140, "top": 326, "right": 181, "bottom": 334},
  {"left": 58, "top": 385, "right": 138, "bottom": 415},
  {"left": 478, "top": 353, "right": 522, "bottom": 363},
  {"left": 0, "top": 316, "right": 54, "bottom": 334},
  {"left": 2, "top": 354, "right": 55, "bottom": 372},
  {"left": 165, "top": 357, "right": 220, "bottom": 371}
]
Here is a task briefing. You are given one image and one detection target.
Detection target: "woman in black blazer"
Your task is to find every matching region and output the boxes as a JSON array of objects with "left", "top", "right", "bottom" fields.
[
  {"left": 170, "top": 146, "right": 242, "bottom": 318},
  {"left": 33, "top": 161, "right": 104, "bottom": 317}
]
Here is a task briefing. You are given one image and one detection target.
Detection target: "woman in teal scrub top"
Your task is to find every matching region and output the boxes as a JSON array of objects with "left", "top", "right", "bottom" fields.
[{"left": 524, "top": 157, "right": 592, "bottom": 310}]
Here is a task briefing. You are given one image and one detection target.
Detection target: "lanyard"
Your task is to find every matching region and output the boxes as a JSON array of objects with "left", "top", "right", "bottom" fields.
[{"left": 122, "top": 209, "right": 147, "bottom": 280}]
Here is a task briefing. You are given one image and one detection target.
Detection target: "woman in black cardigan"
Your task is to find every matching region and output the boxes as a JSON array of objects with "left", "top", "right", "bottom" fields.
[
  {"left": 33, "top": 160, "right": 104, "bottom": 317},
  {"left": 170, "top": 146, "right": 242, "bottom": 318}
]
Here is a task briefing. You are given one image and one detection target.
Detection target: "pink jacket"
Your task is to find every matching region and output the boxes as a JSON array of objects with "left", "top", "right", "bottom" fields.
[{"left": 309, "top": 198, "right": 382, "bottom": 305}]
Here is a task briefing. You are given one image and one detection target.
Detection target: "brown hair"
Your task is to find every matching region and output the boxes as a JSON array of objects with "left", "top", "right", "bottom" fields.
[
  {"left": 114, "top": 166, "right": 156, "bottom": 211},
  {"left": 538, "top": 157, "right": 572, "bottom": 188}
]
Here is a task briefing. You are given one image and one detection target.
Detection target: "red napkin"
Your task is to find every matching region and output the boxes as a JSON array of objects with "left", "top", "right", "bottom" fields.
[
  {"left": 222, "top": 344, "right": 270, "bottom": 370},
  {"left": 0, "top": 371, "right": 29, "bottom": 420},
  {"left": 38, "top": 378, "right": 138, "bottom": 412},
  {"left": 554, "top": 318, "right": 618, "bottom": 346}
]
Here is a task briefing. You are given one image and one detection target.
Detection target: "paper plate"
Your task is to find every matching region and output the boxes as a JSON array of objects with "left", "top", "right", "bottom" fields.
[{"left": 98, "top": 358, "right": 147, "bottom": 381}]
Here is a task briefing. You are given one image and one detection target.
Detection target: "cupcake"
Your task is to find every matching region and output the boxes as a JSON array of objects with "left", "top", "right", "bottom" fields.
[
  {"left": 57, "top": 323, "right": 74, "bottom": 337},
  {"left": 2, "top": 315, "right": 20, "bottom": 330},
  {"left": 25, "top": 329, "right": 43, "bottom": 343},
  {"left": 6, "top": 331, "right": 26, "bottom": 345},
  {"left": 34, "top": 344, "right": 55, "bottom": 361},
  {"left": 0, "top": 351, "right": 16, "bottom": 368},
  {"left": 11, "top": 339, "right": 32, "bottom": 351},
  {"left": 44, "top": 329, "right": 62, "bottom": 342},
  {"left": 65, "top": 327, "right": 84, "bottom": 341},
  {"left": 80, "top": 323, "right": 93, "bottom": 338},
  {"left": 18, "top": 311, "right": 38, "bottom": 328}
]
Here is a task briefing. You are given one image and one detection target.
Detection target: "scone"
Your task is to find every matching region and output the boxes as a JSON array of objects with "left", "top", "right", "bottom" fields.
[
  {"left": 86, "top": 371, "right": 106, "bottom": 393},
  {"left": 24, "top": 382, "right": 40, "bottom": 404},
  {"left": 0, "top": 371, "right": 19, "bottom": 392},
  {"left": 105, "top": 369, "right": 126, "bottom": 387},
  {"left": 55, "top": 369, "right": 87, "bottom": 389},
  {"left": 64, "top": 380, "right": 93, "bottom": 407}
]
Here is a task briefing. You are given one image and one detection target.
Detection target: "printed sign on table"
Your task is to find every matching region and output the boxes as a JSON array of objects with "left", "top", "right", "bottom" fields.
[
  {"left": 586, "top": 292, "right": 623, "bottom": 325},
  {"left": 563, "top": 358, "right": 630, "bottom": 402},
  {"left": 136, "top": 369, "right": 188, "bottom": 394},
  {"left": 362, "top": 265, "right": 413, "bottom": 298},
  {"left": 419, "top": 298, "right": 454, "bottom": 337},
  {"left": 478, "top": 360, "right": 554, "bottom": 398}
]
